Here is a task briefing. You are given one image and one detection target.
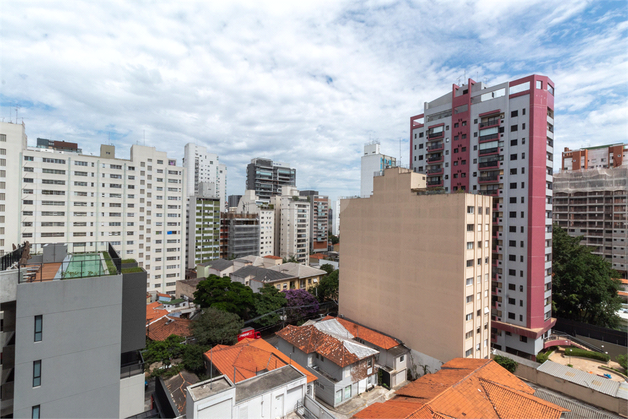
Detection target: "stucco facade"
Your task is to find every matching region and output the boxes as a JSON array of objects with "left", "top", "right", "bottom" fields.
[{"left": 339, "top": 168, "right": 492, "bottom": 363}]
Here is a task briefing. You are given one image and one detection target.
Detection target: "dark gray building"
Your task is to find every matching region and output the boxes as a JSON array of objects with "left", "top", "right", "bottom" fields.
[
  {"left": 220, "top": 213, "right": 260, "bottom": 259},
  {"left": 246, "top": 158, "right": 296, "bottom": 201},
  {"left": 228, "top": 194, "right": 243, "bottom": 209},
  {"left": 0, "top": 242, "right": 146, "bottom": 418}
]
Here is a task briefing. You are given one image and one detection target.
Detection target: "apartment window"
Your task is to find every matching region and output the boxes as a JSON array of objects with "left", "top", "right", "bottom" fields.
[
  {"left": 510, "top": 154, "right": 517, "bottom": 161},
  {"left": 510, "top": 125, "right": 518, "bottom": 132},
  {"left": 34, "top": 315, "right": 42, "bottom": 342},
  {"left": 32, "top": 406, "right": 40, "bottom": 419},
  {"left": 511, "top": 110, "right": 518, "bottom": 117},
  {"left": 467, "top": 224, "right": 474, "bottom": 232},
  {"left": 467, "top": 206, "right": 474, "bottom": 214},
  {"left": 509, "top": 212, "right": 516, "bottom": 218},
  {"left": 465, "top": 313, "right": 473, "bottom": 321},
  {"left": 465, "top": 331, "right": 473, "bottom": 339},
  {"left": 465, "top": 349, "right": 472, "bottom": 357},
  {"left": 466, "top": 260, "right": 473, "bottom": 267},
  {"left": 33, "top": 360, "right": 42, "bottom": 387},
  {"left": 467, "top": 242, "right": 474, "bottom": 249},
  {"left": 466, "top": 278, "right": 473, "bottom": 286},
  {"left": 520, "top": 335, "right": 528, "bottom": 343},
  {"left": 510, "top": 183, "right": 517, "bottom": 189},
  {"left": 508, "top": 298, "right": 516, "bottom": 305},
  {"left": 466, "top": 295, "right": 473, "bottom": 303},
  {"left": 509, "top": 269, "right": 516, "bottom": 276},
  {"left": 508, "top": 312, "right": 516, "bottom": 320},
  {"left": 510, "top": 139, "right": 518, "bottom": 146}
]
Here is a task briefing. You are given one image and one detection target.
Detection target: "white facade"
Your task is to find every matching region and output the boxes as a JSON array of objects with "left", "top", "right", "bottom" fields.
[
  {"left": 360, "top": 142, "right": 397, "bottom": 197},
  {"left": 0, "top": 122, "right": 186, "bottom": 294},
  {"left": 237, "top": 190, "right": 275, "bottom": 257},
  {"left": 183, "top": 143, "right": 227, "bottom": 211},
  {"left": 272, "top": 186, "right": 310, "bottom": 263}
]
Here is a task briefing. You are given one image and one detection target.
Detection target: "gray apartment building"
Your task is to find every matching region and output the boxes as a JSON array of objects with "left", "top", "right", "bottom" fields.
[
  {"left": 0, "top": 242, "right": 146, "bottom": 418},
  {"left": 245, "top": 158, "right": 296, "bottom": 201}
]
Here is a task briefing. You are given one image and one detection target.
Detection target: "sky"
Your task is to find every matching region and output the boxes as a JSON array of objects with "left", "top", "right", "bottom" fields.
[{"left": 1, "top": 0, "right": 627, "bottom": 202}]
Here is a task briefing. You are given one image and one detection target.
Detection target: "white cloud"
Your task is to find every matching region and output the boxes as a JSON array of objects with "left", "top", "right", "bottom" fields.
[{"left": 0, "top": 0, "right": 626, "bottom": 202}]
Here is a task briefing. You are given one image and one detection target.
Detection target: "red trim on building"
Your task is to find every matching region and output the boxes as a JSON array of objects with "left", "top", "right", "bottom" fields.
[{"left": 479, "top": 109, "right": 501, "bottom": 117}]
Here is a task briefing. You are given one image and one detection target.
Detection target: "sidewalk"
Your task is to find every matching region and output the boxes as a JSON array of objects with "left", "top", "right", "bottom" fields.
[{"left": 548, "top": 348, "right": 626, "bottom": 382}]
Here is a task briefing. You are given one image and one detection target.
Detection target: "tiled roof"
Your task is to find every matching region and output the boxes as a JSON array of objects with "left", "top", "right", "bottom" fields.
[
  {"left": 157, "top": 292, "right": 171, "bottom": 299},
  {"left": 146, "top": 301, "right": 167, "bottom": 322},
  {"left": 201, "top": 258, "right": 233, "bottom": 271},
  {"left": 267, "top": 262, "right": 326, "bottom": 279},
  {"left": 276, "top": 324, "right": 377, "bottom": 367},
  {"left": 324, "top": 316, "right": 400, "bottom": 350},
  {"left": 354, "top": 358, "right": 567, "bottom": 419},
  {"left": 205, "top": 338, "right": 317, "bottom": 384},
  {"left": 147, "top": 316, "right": 193, "bottom": 341},
  {"left": 232, "top": 265, "right": 295, "bottom": 283},
  {"left": 163, "top": 371, "right": 199, "bottom": 415},
  {"left": 264, "top": 255, "right": 282, "bottom": 259}
]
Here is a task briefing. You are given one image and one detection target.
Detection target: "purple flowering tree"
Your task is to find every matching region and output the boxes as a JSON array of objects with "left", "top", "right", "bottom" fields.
[{"left": 282, "top": 289, "right": 319, "bottom": 324}]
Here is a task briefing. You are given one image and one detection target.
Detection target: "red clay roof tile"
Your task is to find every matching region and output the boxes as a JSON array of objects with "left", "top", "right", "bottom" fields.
[
  {"left": 205, "top": 338, "right": 317, "bottom": 384},
  {"left": 146, "top": 316, "right": 193, "bottom": 342},
  {"left": 324, "top": 316, "right": 400, "bottom": 350}
]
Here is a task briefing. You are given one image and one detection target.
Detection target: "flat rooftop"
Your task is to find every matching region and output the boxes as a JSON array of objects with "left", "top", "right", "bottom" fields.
[
  {"left": 235, "top": 365, "right": 303, "bottom": 403},
  {"left": 187, "top": 376, "right": 233, "bottom": 402}
]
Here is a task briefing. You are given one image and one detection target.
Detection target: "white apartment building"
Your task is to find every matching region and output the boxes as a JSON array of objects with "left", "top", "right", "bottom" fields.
[
  {"left": 237, "top": 190, "right": 276, "bottom": 257},
  {"left": 183, "top": 143, "right": 227, "bottom": 211},
  {"left": 272, "top": 186, "right": 310, "bottom": 263},
  {"left": 360, "top": 141, "right": 397, "bottom": 197},
  {"left": 0, "top": 122, "right": 186, "bottom": 294}
]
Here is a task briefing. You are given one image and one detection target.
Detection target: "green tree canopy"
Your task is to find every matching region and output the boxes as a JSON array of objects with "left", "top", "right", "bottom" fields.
[
  {"left": 144, "top": 335, "right": 185, "bottom": 366},
  {"left": 311, "top": 269, "right": 339, "bottom": 303},
  {"left": 282, "top": 255, "right": 300, "bottom": 263},
  {"left": 552, "top": 224, "right": 622, "bottom": 328},
  {"left": 193, "top": 275, "right": 254, "bottom": 318},
  {"left": 253, "top": 284, "right": 287, "bottom": 327},
  {"left": 319, "top": 263, "right": 335, "bottom": 276},
  {"left": 191, "top": 307, "right": 244, "bottom": 347},
  {"left": 329, "top": 234, "right": 339, "bottom": 245}
]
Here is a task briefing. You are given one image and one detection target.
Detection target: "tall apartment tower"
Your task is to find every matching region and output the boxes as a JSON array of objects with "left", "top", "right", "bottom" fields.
[
  {"left": 0, "top": 242, "right": 146, "bottom": 418},
  {"left": 561, "top": 144, "right": 627, "bottom": 171},
  {"left": 0, "top": 122, "right": 186, "bottom": 295},
  {"left": 360, "top": 141, "right": 397, "bottom": 197},
  {"left": 409, "top": 75, "right": 555, "bottom": 359},
  {"left": 271, "top": 186, "right": 310, "bottom": 263},
  {"left": 183, "top": 143, "right": 227, "bottom": 210},
  {"left": 554, "top": 166, "right": 628, "bottom": 277},
  {"left": 340, "top": 167, "right": 492, "bottom": 366},
  {"left": 186, "top": 196, "right": 221, "bottom": 268},
  {"left": 246, "top": 158, "right": 296, "bottom": 202},
  {"left": 299, "top": 190, "right": 329, "bottom": 253},
  {"left": 237, "top": 190, "right": 276, "bottom": 257}
]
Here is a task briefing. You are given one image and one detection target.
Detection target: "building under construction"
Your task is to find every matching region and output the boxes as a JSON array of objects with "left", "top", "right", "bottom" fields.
[
  {"left": 553, "top": 167, "right": 628, "bottom": 277},
  {"left": 220, "top": 213, "right": 260, "bottom": 259}
]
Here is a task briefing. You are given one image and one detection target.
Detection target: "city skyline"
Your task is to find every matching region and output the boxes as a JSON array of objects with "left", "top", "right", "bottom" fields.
[{"left": 1, "top": 1, "right": 626, "bottom": 202}]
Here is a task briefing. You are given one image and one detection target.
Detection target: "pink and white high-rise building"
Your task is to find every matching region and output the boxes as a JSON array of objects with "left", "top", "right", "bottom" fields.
[{"left": 409, "top": 75, "right": 555, "bottom": 359}]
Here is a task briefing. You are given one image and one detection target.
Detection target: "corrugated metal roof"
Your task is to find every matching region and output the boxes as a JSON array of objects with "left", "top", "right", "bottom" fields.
[
  {"left": 343, "top": 339, "right": 379, "bottom": 359},
  {"left": 533, "top": 388, "right": 624, "bottom": 419},
  {"left": 537, "top": 361, "right": 624, "bottom": 398},
  {"left": 315, "top": 319, "right": 354, "bottom": 340}
]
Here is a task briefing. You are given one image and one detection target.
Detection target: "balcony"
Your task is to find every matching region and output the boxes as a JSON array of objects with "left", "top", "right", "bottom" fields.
[
  {"left": 427, "top": 143, "right": 444, "bottom": 152},
  {"left": 427, "top": 131, "right": 444, "bottom": 140},
  {"left": 427, "top": 179, "right": 443, "bottom": 187},
  {"left": 478, "top": 173, "right": 500, "bottom": 183},
  {"left": 479, "top": 147, "right": 499, "bottom": 156},
  {"left": 479, "top": 118, "right": 499, "bottom": 128},
  {"left": 427, "top": 155, "right": 444, "bottom": 163},
  {"left": 478, "top": 160, "right": 499, "bottom": 170},
  {"left": 426, "top": 167, "right": 444, "bottom": 175}
]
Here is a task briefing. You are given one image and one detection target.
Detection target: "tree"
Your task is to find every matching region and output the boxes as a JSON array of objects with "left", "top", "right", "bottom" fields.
[
  {"left": 191, "top": 307, "right": 243, "bottom": 347},
  {"left": 182, "top": 344, "right": 209, "bottom": 375},
  {"left": 616, "top": 354, "right": 627, "bottom": 371},
  {"left": 319, "top": 264, "right": 335, "bottom": 276},
  {"left": 552, "top": 224, "right": 622, "bottom": 328},
  {"left": 493, "top": 355, "right": 518, "bottom": 373},
  {"left": 283, "top": 289, "right": 319, "bottom": 324},
  {"left": 328, "top": 234, "right": 339, "bottom": 245},
  {"left": 193, "top": 275, "right": 255, "bottom": 319},
  {"left": 282, "top": 255, "right": 300, "bottom": 263},
  {"left": 253, "top": 284, "right": 287, "bottom": 326},
  {"left": 311, "top": 269, "right": 339, "bottom": 303},
  {"left": 144, "top": 335, "right": 185, "bottom": 366}
]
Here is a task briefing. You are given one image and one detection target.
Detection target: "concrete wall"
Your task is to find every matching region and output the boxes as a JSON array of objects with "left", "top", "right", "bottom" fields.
[
  {"left": 13, "top": 274, "right": 123, "bottom": 418},
  {"left": 121, "top": 269, "right": 147, "bottom": 353},
  {"left": 119, "top": 373, "right": 146, "bottom": 418},
  {"left": 340, "top": 168, "right": 492, "bottom": 363}
]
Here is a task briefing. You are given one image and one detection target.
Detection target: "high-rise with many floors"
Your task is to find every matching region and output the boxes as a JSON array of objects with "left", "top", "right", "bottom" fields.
[
  {"left": 299, "top": 190, "right": 329, "bottom": 253},
  {"left": 0, "top": 122, "right": 186, "bottom": 295},
  {"left": 561, "top": 144, "right": 627, "bottom": 171},
  {"left": 360, "top": 141, "right": 397, "bottom": 197},
  {"left": 409, "top": 75, "right": 555, "bottom": 359},
  {"left": 272, "top": 186, "right": 310, "bottom": 263},
  {"left": 246, "top": 158, "right": 296, "bottom": 202},
  {"left": 183, "top": 143, "right": 227, "bottom": 211},
  {"left": 237, "top": 190, "right": 276, "bottom": 257}
]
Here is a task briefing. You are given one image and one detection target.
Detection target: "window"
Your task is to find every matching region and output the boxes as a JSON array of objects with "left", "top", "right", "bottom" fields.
[
  {"left": 465, "top": 313, "right": 473, "bottom": 321},
  {"left": 465, "top": 349, "right": 472, "bottom": 357},
  {"left": 510, "top": 139, "right": 518, "bottom": 146},
  {"left": 511, "top": 110, "right": 518, "bottom": 117},
  {"left": 34, "top": 315, "right": 42, "bottom": 342},
  {"left": 510, "top": 154, "right": 517, "bottom": 161},
  {"left": 466, "top": 260, "right": 473, "bottom": 267},
  {"left": 511, "top": 125, "right": 518, "bottom": 132},
  {"left": 465, "top": 331, "right": 473, "bottom": 339},
  {"left": 467, "top": 242, "right": 474, "bottom": 249},
  {"left": 508, "top": 298, "right": 516, "bottom": 305},
  {"left": 520, "top": 335, "right": 528, "bottom": 343},
  {"left": 509, "top": 212, "right": 516, "bottom": 218},
  {"left": 466, "top": 295, "right": 473, "bottom": 303},
  {"left": 466, "top": 278, "right": 473, "bottom": 286},
  {"left": 510, "top": 183, "right": 517, "bottom": 189},
  {"left": 508, "top": 312, "right": 516, "bottom": 320},
  {"left": 32, "top": 406, "right": 40, "bottom": 419},
  {"left": 467, "top": 224, "right": 474, "bottom": 232},
  {"left": 33, "top": 360, "right": 41, "bottom": 387},
  {"left": 467, "top": 206, "right": 474, "bottom": 214}
]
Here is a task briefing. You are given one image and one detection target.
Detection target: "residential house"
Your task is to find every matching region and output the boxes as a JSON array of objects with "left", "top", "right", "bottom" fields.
[
  {"left": 324, "top": 316, "right": 409, "bottom": 388},
  {"left": 353, "top": 358, "right": 567, "bottom": 419},
  {"left": 267, "top": 262, "right": 326, "bottom": 290},
  {"left": 146, "top": 316, "right": 193, "bottom": 342},
  {"left": 204, "top": 338, "right": 317, "bottom": 397},
  {"left": 154, "top": 371, "right": 200, "bottom": 418},
  {"left": 175, "top": 277, "right": 203, "bottom": 301},
  {"left": 186, "top": 366, "right": 311, "bottom": 419},
  {"left": 196, "top": 258, "right": 235, "bottom": 278},
  {"left": 276, "top": 320, "right": 379, "bottom": 408},
  {"left": 230, "top": 265, "right": 296, "bottom": 292}
]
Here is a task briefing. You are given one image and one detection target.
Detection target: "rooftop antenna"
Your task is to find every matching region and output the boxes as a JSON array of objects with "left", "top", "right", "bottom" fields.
[{"left": 15, "top": 104, "right": 19, "bottom": 124}]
